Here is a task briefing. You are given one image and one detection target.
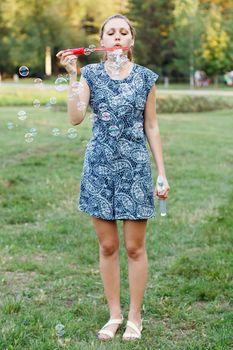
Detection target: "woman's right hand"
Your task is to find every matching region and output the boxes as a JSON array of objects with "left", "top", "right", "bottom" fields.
[{"left": 56, "top": 50, "right": 78, "bottom": 76}]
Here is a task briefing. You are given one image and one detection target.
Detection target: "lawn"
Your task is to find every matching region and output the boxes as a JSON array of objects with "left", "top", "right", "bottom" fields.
[{"left": 0, "top": 91, "right": 232, "bottom": 349}]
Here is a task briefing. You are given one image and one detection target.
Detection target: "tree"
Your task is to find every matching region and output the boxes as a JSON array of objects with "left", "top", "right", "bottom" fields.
[
  {"left": 199, "top": 4, "right": 230, "bottom": 80},
  {"left": 0, "top": 0, "right": 127, "bottom": 75},
  {"left": 127, "top": 0, "right": 175, "bottom": 76},
  {"left": 171, "top": 0, "right": 204, "bottom": 84}
]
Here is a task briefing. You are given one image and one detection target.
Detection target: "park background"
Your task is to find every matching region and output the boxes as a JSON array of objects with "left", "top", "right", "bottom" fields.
[{"left": 0, "top": 0, "right": 233, "bottom": 349}]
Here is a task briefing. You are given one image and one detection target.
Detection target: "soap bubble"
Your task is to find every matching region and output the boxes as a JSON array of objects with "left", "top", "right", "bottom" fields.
[
  {"left": 67, "top": 128, "right": 77, "bottom": 139},
  {"left": 132, "top": 122, "right": 143, "bottom": 139},
  {"left": 51, "top": 128, "right": 60, "bottom": 136},
  {"left": 71, "top": 81, "right": 84, "bottom": 95},
  {"left": 7, "top": 122, "right": 14, "bottom": 129},
  {"left": 68, "top": 92, "right": 76, "bottom": 101},
  {"left": 28, "top": 127, "right": 37, "bottom": 136},
  {"left": 100, "top": 112, "right": 111, "bottom": 121},
  {"left": 33, "top": 99, "right": 40, "bottom": 108},
  {"left": 19, "top": 66, "right": 29, "bottom": 77},
  {"left": 77, "top": 101, "right": 86, "bottom": 111},
  {"left": 112, "top": 95, "right": 122, "bottom": 105},
  {"left": 84, "top": 50, "right": 92, "bottom": 56},
  {"left": 34, "top": 78, "right": 43, "bottom": 89},
  {"left": 45, "top": 102, "right": 52, "bottom": 110},
  {"left": 24, "top": 132, "right": 34, "bottom": 143},
  {"left": 89, "top": 44, "right": 96, "bottom": 52},
  {"left": 17, "top": 110, "right": 27, "bottom": 121},
  {"left": 109, "top": 125, "right": 120, "bottom": 137},
  {"left": 49, "top": 97, "right": 57, "bottom": 105},
  {"left": 90, "top": 113, "right": 98, "bottom": 123},
  {"left": 55, "top": 77, "right": 67, "bottom": 91}
]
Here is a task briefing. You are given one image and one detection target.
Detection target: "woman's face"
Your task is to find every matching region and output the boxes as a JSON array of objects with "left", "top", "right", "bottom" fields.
[{"left": 101, "top": 18, "right": 134, "bottom": 50}]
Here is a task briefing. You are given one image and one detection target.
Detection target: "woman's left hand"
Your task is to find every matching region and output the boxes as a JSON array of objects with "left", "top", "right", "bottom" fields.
[{"left": 155, "top": 176, "right": 170, "bottom": 200}]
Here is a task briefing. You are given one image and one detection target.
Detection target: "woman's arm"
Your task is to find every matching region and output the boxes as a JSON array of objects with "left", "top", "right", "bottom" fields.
[
  {"left": 68, "top": 74, "right": 90, "bottom": 125},
  {"left": 56, "top": 50, "right": 90, "bottom": 125},
  {"left": 144, "top": 85, "right": 170, "bottom": 198}
]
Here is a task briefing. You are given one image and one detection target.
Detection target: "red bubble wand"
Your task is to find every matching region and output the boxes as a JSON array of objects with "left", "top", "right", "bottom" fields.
[{"left": 63, "top": 46, "right": 129, "bottom": 56}]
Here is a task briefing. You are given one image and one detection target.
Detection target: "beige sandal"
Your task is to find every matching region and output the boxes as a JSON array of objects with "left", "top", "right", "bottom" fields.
[
  {"left": 97, "top": 315, "right": 124, "bottom": 340},
  {"left": 122, "top": 319, "right": 143, "bottom": 341}
]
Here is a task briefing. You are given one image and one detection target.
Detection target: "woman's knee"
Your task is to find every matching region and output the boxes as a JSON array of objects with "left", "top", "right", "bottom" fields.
[
  {"left": 125, "top": 244, "right": 146, "bottom": 259},
  {"left": 100, "top": 242, "right": 119, "bottom": 257}
]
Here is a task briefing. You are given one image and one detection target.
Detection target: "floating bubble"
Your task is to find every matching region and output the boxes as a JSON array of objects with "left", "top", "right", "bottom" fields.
[
  {"left": 55, "top": 77, "right": 68, "bottom": 91},
  {"left": 112, "top": 95, "right": 122, "bottom": 105},
  {"left": 45, "top": 102, "right": 52, "bottom": 110},
  {"left": 19, "top": 66, "right": 29, "bottom": 77},
  {"left": 33, "top": 99, "right": 40, "bottom": 108},
  {"left": 98, "top": 103, "right": 108, "bottom": 112},
  {"left": 132, "top": 122, "right": 143, "bottom": 139},
  {"left": 100, "top": 112, "right": 111, "bottom": 121},
  {"left": 51, "top": 128, "right": 60, "bottom": 136},
  {"left": 34, "top": 78, "right": 43, "bottom": 89},
  {"left": 109, "top": 125, "right": 120, "bottom": 137},
  {"left": 71, "top": 81, "right": 84, "bottom": 95},
  {"left": 28, "top": 127, "right": 37, "bottom": 136},
  {"left": 7, "top": 122, "right": 14, "bottom": 129},
  {"left": 84, "top": 49, "right": 92, "bottom": 56},
  {"left": 65, "top": 74, "right": 71, "bottom": 81},
  {"left": 17, "top": 110, "right": 27, "bottom": 121},
  {"left": 67, "top": 128, "right": 77, "bottom": 139},
  {"left": 120, "top": 83, "right": 134, "bottom": 97},
  {"left": 90, "top": 113, "right": 98, "bottom": 123},
  {"left": 24, "top": 132, "right": 34, "bottom": 143},
  {"left": 49, "top": 97, "right": 57, "bottom": 105},
  {"left": 77, "top": 101, "right": 86, "bottom": 111},
  {"left": 89, "top": 44, "right": 96, "bottom": 53},
  {"left": 68, "top": 92, "right": 76, "bottom": 101}
]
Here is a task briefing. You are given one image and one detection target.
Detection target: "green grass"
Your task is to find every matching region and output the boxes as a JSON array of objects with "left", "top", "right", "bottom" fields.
[{"left": 0, "top": 101, "right": 233, "bottom": 349}]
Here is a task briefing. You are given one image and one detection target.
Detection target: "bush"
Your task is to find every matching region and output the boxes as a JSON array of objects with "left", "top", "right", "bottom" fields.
[{"left": 156, "top": 95, "right": 233, "bottom": 113}]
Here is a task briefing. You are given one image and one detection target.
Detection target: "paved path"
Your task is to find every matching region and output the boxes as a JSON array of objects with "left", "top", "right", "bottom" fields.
[
  {"left": 158, "top": 89, "right": 233, "bottom": 96},
  {"left": 1, "top": 82, "right": 233, "bottom": 96}
]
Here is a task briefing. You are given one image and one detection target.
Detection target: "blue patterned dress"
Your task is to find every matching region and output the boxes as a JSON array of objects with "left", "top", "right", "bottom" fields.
[{"left": 78, "top": 61, "right": 159, "bottom": 220}]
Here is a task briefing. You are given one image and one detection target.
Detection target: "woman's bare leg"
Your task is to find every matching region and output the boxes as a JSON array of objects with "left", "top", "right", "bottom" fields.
[
  {"left": 91, "top": 216, "right": 121, "bottom": 339},
  {"left": 123, "top": 219, "right": 148, "bottom": 338}
]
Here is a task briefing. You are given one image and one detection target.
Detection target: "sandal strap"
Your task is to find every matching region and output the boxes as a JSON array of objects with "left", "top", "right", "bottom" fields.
[
  {"left": 98, "top": 329, "right": 114, "bottom": 338},
  {"left": 98, "top": 315, "right": 124, "bottom": 337},
  {"left": 123, "top": 332, "right": 141, "bottom": 339},
  {"left": 103, "top": 317, "right": 123, "bottom": 328},
  {"left": 126, "top": 320, "right": 142, "bottom": 335}
]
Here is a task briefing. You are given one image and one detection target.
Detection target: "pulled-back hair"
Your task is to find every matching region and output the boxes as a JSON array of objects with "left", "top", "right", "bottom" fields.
[{"left": 99, "top": 14, "right": 136, "bottom": 62}]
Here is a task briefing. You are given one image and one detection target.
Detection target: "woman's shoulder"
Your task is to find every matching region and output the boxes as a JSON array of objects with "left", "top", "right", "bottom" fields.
[
  {"left": 134, "top": 64, "right": 159, "bottom": 93},
  {"left": 135, "top": 63, "right": 159, "bottom": 77},
  {"left": 81, "top": 62, "right": 102, "bottom": 73}
]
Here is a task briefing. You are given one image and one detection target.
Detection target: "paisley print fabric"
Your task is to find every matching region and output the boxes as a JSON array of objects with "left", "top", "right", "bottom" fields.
[{"left": 78, "top": 62, "right": 159, "bottom": 220}]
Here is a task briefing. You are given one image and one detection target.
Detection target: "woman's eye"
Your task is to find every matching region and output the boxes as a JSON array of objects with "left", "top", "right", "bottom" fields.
[{"left": 108, "top": 33, "right": 114, "bottom": 35}]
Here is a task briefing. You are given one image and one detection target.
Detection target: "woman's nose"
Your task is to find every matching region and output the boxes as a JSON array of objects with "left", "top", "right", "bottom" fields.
[{"left": 114, "top": 32, "right": 121, "bottom": 39}]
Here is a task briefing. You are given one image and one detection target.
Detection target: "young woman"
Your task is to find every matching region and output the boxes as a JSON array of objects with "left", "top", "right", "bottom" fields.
[{"left": 57, "top": 13, "right": 170, "bottom": 342}]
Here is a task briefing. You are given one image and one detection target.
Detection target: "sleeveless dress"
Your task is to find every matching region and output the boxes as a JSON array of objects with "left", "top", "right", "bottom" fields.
[{"left": 78, "top": 61, "right": 159, "bottom": 220}]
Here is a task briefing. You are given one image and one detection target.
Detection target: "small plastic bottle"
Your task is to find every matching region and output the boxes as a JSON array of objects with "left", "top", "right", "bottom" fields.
[{"left": 157, "top": 175, "right": 167, "bottom": 216}]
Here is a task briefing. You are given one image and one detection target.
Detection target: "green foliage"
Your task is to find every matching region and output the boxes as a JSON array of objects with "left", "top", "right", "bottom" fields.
[
  {"left": 199, "top": 4, "right": 231, "bottom": 75},
  {"left": 127, "top": 0, "right": 175, "bottom": 75},
  {"left": 0, "top": 0, "right": 233, "bottom": 80},
  {"left": 0, "top": 0, "right": 126, "bottom": 74}
]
